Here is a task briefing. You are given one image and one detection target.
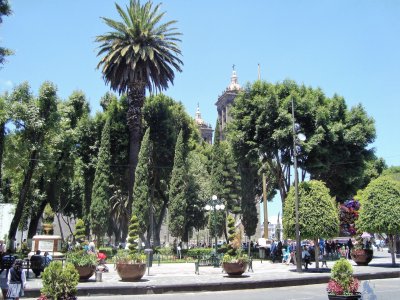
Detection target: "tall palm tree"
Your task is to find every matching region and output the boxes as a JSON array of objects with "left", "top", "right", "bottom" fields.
[{"left": 96, "top": 0, "right": 183, "bottom": 220}]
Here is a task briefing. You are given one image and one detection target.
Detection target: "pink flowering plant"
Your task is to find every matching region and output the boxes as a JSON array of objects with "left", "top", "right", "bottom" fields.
[{"left": 327, "top": 258, "right": 360, "bottom": 296}]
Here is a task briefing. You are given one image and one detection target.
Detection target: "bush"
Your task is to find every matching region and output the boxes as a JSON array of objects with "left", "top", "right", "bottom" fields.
[
  {"left": 186, "top": 248, "right": 213, "bottom": 258},
  {"left": 156, "top": 246, "right": 174, "bottom": 256},
  {"left": 66, "top": 250, "right": 97, "bottom": 267},
  {"left": 98, "top": 247, "right": 115, "bottom": 259},
  {"left": 113, "top": 249, "right": 146, "bottom": 264},
  {"left": 327, "top": 258, "right": 359, "bottom": 295},
  {"left": 40, "top": 261, "right": 79, "bottom": 300}
]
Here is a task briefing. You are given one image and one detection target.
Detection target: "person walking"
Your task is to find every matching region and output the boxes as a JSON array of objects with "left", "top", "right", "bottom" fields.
[{"left": 7, "top": 259, "right": 27, "bottom": 300}]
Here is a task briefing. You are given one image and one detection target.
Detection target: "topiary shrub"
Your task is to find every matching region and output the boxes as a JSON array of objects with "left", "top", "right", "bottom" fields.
[
  {"left": 40, "top": 261, "right": 79, "bottom": 300},
  {"left": 127, "top": 215, "right": 139, "bottom": 254},
  {"left": 74, "top": 219, "right": 86, "bottom": 242}
]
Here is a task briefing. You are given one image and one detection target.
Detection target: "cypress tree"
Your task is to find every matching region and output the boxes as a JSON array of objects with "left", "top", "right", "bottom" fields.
[
  {"left": 90, "top": 117, "right": 111, "bottom": 240},
  {"left": 169, "top": 130, "right": 188, "bottom": 239},
  {"left": 132, "top": 128, "right": 153, "bottom": 238}
]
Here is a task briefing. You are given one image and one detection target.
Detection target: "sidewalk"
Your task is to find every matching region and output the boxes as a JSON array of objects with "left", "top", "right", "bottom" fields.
[{"left": 3, "top": 249, "right": 399, "bottom": 299}]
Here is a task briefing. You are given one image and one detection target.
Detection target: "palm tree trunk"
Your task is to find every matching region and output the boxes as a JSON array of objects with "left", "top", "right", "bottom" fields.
[{"left": 126, "top": 81, "right": 146, "bottom": 224}]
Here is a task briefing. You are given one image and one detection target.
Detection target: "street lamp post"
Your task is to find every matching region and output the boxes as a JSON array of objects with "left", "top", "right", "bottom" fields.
[
  {"left": 291, "top": 98, "right": 306, "bottom": 273},
  {"left": 205, "top": 195, "right": 225, "bottom": 267}
]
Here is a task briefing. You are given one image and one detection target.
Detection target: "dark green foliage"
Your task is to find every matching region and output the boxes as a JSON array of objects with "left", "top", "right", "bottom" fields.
[
  {"left": 74, "top": 219, "right": 86, "bottom": 242},
  {"left": 211, "top": 141, "right": 241, "bottom": 214},
  {"left": 239, "top": 160, "right": 258, "bottom": 238},
  {"left": 96, "top": 0, "right": 183, "bottom": 94},
  {"left": 41, "top": 261, "right": 79, "bottom": 300},
  {"left": 0, "top": 0, "right": 12, "bottom": 66},
  {"left": 132, "top": 128, "right": 152, "bottom": 235},
  {"left": 283, "top": 180, "right": 339, "bottom": 240},
  {"left": 128, "top": 214, "right": 140, "bottom": 254},
  {"left": 96, "top": 1, "right": 183, "bottom": 237},
  {"left": 169, "top": 130, "right": 188, "bottom": 239},
  {"left": 90, "top": 117, "right": 111, "bottom": 239},
  {"left": 229, "top": 80, "right": 376, "bottom": 204}
]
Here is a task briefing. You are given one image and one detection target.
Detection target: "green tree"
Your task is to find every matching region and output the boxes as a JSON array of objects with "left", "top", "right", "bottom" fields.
[
  {"left": 356, "top": 176, "right": 400, "bottom": 265},
  {"left": 90, "top": 117, "right": 111, "bottom": 241},
  {"left": 7, "top": 82, "right": 59, "bottom": 246},
  {"left": 142, "top": 94, "right": 198, "bottom": 246},
  {"left": 239, "top": 159, "right": 259, "bottom": 240},
  {"left": 96, "top": 0, "right": 183, "bottom": 222},
  {"left": 229, "top": 80, "right": 376, "bottom": 207},
  {"left": 132, "top": 128, "right": 153, "bottom": 245},
  {"left": 0, "top": 0, "right": 13, "bottom": 66},
  {"left": 283, "top": 180, "right": 339, "bottom": 269},
  {"left": 169, "top": 130, "right": 188, "bottom": 240}
]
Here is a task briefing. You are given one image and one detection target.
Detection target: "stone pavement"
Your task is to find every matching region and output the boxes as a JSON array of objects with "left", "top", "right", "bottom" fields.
[{"left": 2, "top": 249, "right": 399, "bottom": 299}]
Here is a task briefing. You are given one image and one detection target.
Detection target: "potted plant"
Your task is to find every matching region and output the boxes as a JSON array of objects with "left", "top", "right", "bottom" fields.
[
  {"left": 221, "top": 215, "right": 249, "bottom": 276},
  {"left": 327, "top": 258, "right": 361, "bottom": 300},
  {"left": 114, "top": 215, "right": 147, "bottom": 281},
  {"left": 350, "top": 234, "right": 373, "bottom": 266},
  {"left": 42, "top": 204, "right": 55, "bottom": 235},
  {"left": 66, "top": 249, "right": 97, "bottom": 281},
  {"left": 39, "top": 260, "right": 79, "bottom": 300}
]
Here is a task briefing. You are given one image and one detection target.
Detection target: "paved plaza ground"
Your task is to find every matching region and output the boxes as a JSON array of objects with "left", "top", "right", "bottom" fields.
[{"left": 1, "top": 248, "right": 399, "bottom": 299}]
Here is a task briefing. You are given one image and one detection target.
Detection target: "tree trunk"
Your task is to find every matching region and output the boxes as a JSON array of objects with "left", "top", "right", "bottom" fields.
[
  {"left": 389, "top": 234, "right": 396, "bottom": 265},
  {"left": 83, "top": 171, "right": 94, "bottom": 236},
  {"left": 0, "top": 122, "right": 5, "bottom": 191},
  {"left": 126, "top": 81, "right": 146, "bottom": 223},
  {"left": 314, "top": 238, "right": 320, "bottom": 270},
  {"left": 27, "top": 198, "right": 47, "bottom": 239},
  {"left": 8, "top": 149, "right": 39, "bottom": 249}
]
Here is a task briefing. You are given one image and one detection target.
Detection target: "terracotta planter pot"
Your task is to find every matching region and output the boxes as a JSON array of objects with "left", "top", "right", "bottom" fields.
[
  {"left": 351, "top": 249, "right": 373, "bottom": 266},
  {"left": 328, "top": 293, "right": 361, "bottom": 300},
  {"left": 116, "top": 263, "right": 146, "bottom": 281},
  {"left": 75, "top": 265, "right": 96, "bottom": 281},
  {"left": 222, "top": 262, "right": 248, "bottom": 276}
]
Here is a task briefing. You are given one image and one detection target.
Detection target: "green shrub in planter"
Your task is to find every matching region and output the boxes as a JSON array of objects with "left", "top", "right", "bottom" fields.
[
  {"left": 66, "top": 250, "right": 97, "bottom": 267},
  {"left": 41, "top": 261, "right": 79, "bottom": 300}
]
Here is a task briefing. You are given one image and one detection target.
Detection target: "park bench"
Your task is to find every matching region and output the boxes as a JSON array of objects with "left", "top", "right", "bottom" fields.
[{"left": 194, "top": 255, "right": 220, "bottom": 274}]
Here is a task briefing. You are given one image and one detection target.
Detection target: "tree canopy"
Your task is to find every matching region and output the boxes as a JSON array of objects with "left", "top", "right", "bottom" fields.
[
  {"left": 229, "top": 80, "right": 376, "bottom": 204},
  {"left": 356, "top": 176, "right": 400, "bottom": 265}
]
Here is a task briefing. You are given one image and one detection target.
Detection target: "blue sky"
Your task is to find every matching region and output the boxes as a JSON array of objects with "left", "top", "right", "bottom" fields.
[{"left": 1, "top": 1, "right": 400, "bottom": 218}]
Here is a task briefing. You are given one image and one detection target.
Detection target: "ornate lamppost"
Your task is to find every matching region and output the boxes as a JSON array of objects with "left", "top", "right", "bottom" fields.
[{"left": 205, "top": 195, "right": 225, "bottom": 267}]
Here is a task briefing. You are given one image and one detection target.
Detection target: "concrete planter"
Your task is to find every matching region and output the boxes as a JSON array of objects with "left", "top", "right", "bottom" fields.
[
  {"left": 116, "top": 263, "right": 146, "bottom": 281},
  {"left": 351, "top": 249, "right": 373, "bottom": 266},
  {"left": 75, "top": 265, "right": 96, "bottom": 281},
  {"left": 328, "top": 293, "right": 361, "bottom": 300},
  {"left": 222, "top": 262, "right": 248, "bottom": 276}
]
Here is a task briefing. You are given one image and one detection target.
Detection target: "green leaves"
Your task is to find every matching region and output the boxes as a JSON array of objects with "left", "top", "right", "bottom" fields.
[
  {"left": 96, "top": 0, "right": 183, "bottom": 94},
  {"left": 356, "top": 176, "right": 400, "bottom": 235},
  {"left": 283, "top": 180, "right": 339, "bottom": 240}
]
